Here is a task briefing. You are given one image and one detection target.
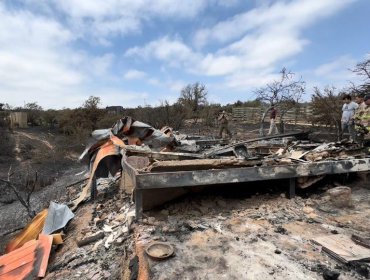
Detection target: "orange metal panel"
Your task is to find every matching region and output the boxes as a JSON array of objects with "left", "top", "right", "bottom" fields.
[
  {"left": 110, "top": 135, "right": 126, "bottom": 148},
  {"left": 37, "top": 234, "right": 52, "bottom": 277},
  {"left": 0, "top": 234, "right": 53, "bottom": 280},
  {"left": 0, "top": 240, "right": 37, "bottom": 276},
  {"left": 72, "top": 140, "right": 121, "bottom": 210},
  {"left": 5, "top": 209, "right": 48, "bottom": 253}
]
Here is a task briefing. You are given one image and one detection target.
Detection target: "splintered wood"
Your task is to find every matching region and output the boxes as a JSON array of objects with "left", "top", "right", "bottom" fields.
[{"left": 312, "top": 234, "right": 370, "bottom": 263}]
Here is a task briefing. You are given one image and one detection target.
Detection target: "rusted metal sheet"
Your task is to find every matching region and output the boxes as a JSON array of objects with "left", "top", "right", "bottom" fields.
[
  {"left": 72, "top": 141, "right": 121, "bottom": 210},
  {"left": 0, "top": 234, "right": 53, "bottom": 279},
  {"left": 6, "top": 209, "right": 48, "bottom": 253},
  {"left": 80, "top": 116, "right": 175, "bottom": 163}
]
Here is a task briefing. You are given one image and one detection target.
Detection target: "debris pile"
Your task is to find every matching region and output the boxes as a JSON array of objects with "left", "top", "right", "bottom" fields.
[
  {"left": 133, "top": 183, "right": 370, "bottom": 279},
  {"left": 1, "top": 116, "right": 370, "bottom": 279},
  {"left": 0, "top": 202, "right": 74, "bottom": 279},
  {"left": 45, "top": 177, "right": 135, "bottom": 280}
]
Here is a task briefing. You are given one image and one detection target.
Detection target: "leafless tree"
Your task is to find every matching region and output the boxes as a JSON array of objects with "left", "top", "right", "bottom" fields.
[
  {"left": 0, "top": 166, "right": 37, "bottom": 218},
  {"left": 255, "top": 68, "right": 305, "bottom": 135},
  {"left": 350, "top": 58, "right": 370, "bottom": 96},
  {"left": 353, "top": 58, "right": 370, "bottom": 80},
  {"left": 310, "top": 86, "right": 343, "bottom": 141}
]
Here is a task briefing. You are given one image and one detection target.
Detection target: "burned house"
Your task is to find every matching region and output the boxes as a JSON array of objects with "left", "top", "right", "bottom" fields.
[
  {"left": 106, "top": 106, "right": 124, "bottom": 115},
  {"left": 73, "top": 116, "right": 370, "bottom": 219}
]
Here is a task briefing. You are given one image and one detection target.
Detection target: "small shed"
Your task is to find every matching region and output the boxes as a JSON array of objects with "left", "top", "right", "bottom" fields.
[{"left": 10, "top": 112, "right": 28, "bottom": 128}]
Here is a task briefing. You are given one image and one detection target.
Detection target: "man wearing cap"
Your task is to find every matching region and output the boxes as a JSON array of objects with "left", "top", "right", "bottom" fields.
[
  {"left": 218, "top": 110, "right": 232, "bottom": 138},
  {"left": 354, "top": 94, "right": 370, "bottom": 148}
]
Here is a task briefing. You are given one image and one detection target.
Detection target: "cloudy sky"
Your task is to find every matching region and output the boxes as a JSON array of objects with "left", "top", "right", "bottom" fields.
[{"left": 1, "top": 0, "right": 369, "bottom": 109}]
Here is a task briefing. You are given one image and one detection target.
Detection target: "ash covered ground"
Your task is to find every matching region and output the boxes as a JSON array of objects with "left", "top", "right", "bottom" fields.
[{"left": 1, "top": 124, "right": 369, "bottom": 280}]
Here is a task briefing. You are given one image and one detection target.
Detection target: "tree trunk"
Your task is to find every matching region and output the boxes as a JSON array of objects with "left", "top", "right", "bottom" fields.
[
  {"left": 259, "top": 106, "right": 272, "bottom": 136},
  {"left": 279, "top": 120, "right": 285, "bottom": 133},
  {"left": 279, "top": 110, "right": 287, "bottom": 133}
]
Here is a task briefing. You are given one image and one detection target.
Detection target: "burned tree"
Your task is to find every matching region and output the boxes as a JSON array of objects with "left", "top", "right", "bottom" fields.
[
  {"left": 83, "top": 96, "right": 104, "bottom": 130},
  {"left": 350, "top": 57, "right": 370, "bottom": 96},
  {"left": 178, "top": 82, "right": 208, "bottom": 124},
  {"left": 310, "top": 86, "right": 343, "bottom": 141},
  {"left": 23, "top": 102, "right": 43, "bottom": 126},
  {"left": 0, "top": 167, "right": 38, "bottom": 218},
  {"left": 353, "top": 57, "right": 370, "bottom": 80},
  {"left": 255, "top": 68, "right": 305, "bottom": 135}
]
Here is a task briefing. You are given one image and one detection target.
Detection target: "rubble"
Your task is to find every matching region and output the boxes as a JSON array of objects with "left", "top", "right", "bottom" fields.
[
  {"left": 132, "top": 183, "right": 370, "bottom": 279},
  {"left": 2, "top": 116, "right": 370, "bottom": 279}
]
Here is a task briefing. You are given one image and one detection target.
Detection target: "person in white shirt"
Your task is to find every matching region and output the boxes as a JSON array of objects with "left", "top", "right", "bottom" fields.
[{"left": 341, "top": 94, "right": 358, "bottom": 141}]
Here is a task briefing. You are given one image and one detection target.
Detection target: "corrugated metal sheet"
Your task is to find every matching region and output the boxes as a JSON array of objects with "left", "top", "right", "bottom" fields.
[{"left": 71, "top": 141, "right": 121, "bottom": 210}]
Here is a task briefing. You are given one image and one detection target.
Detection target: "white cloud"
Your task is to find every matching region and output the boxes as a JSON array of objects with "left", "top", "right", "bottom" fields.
[
  {"left": 97, "top": 89, "right": 149, "bottom": 107},
  {"left": 193, "top": 0, "right": 355, "bottom": 49},
  {"left": 28, "top": 0, "right": 212, "bottom": 41},
  {"left": 0, "top": 0, "right": 361, "bottom": 109},
  {"left": 13, "top": 0, "right": 244, "bottom": 44},
  {"left": 314, "top": 56, "right": 356, "bottom": 80},
  {"left": 124, "top": 69, "right": 147, "bottom": 80},
  {"left": 148, "top": 78, "right": 161, "bottom": 86},
  {"left": 168, "top": 80, "right": 186, "bottom": 92},
  {"left": 0, "top": 3, "right": 135, "bottom": 109},
  {"left": 126, "top": 0, "right": 355, "bottom": 91},
  {"left": 88, "top": 53, "right": 115, "bottom": 76},
  {"left": 125, "top": 36, "right": 198, "bottom": 67},
  {"left": 300, "top": 55, "right": 359, "bottom": 91},
  {"left": 0, "top": 3, "right": 84, "bottom": 95}
]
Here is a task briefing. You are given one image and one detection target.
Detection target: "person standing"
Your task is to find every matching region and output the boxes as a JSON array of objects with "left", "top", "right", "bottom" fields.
[
  {"left": 341, "top": 94, "right": 358, "bottom": 141},
  {"left": 354, "top": 94, "right": 370, "bottom": 148},
  {"left": 355, "top": 93, "right": 366, "bottom": 110},
  {"left": 218, "top": 110, "right": 232, "bottom": 138},
  {"left": 352, "top": 93, "right": 366, "bottom": 143},
  {"left": 267, "top": 105, "right": 279, "bottom": 135}
]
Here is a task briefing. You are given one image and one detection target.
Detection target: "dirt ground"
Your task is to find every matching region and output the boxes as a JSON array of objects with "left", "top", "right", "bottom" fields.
[{"left": 137, "top": 177, "right": 370, "bottom": 280}]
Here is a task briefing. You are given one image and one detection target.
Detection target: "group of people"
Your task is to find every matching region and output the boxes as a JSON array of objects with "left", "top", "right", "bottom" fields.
[
  {"left": 218, "top": 93, "right": 370, "bottom": 147},
  {"left": 341, "top": 93, "right": 370, "bottom": 146},
  {"left": 217, "top": 105, "right": 279, "bottom": 139}
]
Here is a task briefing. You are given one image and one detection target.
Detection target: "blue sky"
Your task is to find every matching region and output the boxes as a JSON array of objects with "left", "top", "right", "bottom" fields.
[{"left": 1, "top": 0, "right": 369, "bottom": 109}]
